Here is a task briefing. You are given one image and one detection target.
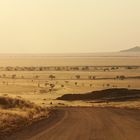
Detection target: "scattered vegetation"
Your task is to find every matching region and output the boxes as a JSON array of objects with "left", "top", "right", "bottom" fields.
[{"left": 0, "top": 66, "right": 139, "bottom": 72}]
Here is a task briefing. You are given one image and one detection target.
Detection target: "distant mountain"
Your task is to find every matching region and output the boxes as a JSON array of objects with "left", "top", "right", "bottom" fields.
[{"left": 120, "top": 46, "right": 140, "bottom": 52}]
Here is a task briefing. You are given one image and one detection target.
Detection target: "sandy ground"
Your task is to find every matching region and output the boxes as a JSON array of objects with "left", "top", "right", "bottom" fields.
[
  {"left": 0, "top": 55, "right": 140, "bottom": 66},
  {"left": 2, "top": 107, "right": 140, "bottom": 140}
]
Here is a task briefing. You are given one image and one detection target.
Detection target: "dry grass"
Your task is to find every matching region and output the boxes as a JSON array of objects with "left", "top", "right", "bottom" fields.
[{"left": 0, "top": 96, "right": 49, "bottom": 135}]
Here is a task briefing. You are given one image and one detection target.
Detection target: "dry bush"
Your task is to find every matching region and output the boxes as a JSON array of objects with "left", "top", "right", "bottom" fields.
[
  {"left": 0, "top": 96, "right": 34, "bottom": 109},
  {"left": 0, "top": 96, "right": 49, "bottom": 135},
  {"left": 0, "top": 112, "right": 28, "bottom": 134}
]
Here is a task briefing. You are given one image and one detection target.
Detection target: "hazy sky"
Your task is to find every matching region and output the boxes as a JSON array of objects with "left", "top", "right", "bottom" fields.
[{"left": 0, "top": 0, "right": 140, "bottom": 53}]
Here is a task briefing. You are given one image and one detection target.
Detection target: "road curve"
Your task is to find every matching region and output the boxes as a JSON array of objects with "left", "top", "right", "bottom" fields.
[{"left": 4, "top": 107, "right": 140, "bottom": 140}]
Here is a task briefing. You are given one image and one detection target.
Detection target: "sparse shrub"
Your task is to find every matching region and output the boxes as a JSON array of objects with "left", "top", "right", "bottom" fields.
[
  {"left": 88, "top": 76, "right": 92, "bottom": 80},
  {"left": 88, "top": 76, "right": 96, "bottom": 80},
  {"left": 11, "top": 74, "right": 16, "bottom": 79},
  {"left": 116, "top": 76, "right": 119, "bottom": 79},
  {"left": 61, "top": 85, "right": 64, "bottom": 88},
  {"left": 65, "top": 81, "right": 69, "bottom": 84},
  {"left": 75, "top": 82, "right": 78, "bottom": 86},
  {"left": 39, "top": 89, "right": 47, "bottom": 93},
  {"left": 75, "top": 75, "right": 80, "bottom": 79},
  {"left": 44, "top": 82, "right": 49, "bottom": 87},
  {"left": 58, "top": 103, "right": 65, "bottom": 105},
  {"left": 116, "top": 75, "right": 126, "bottom": 80},
  {"left": 35, "top": 75, "right": 39, "bottom": 79},
  {"left": 120, "top": 75, "right": 126, "bottom": 80},
  {"left": 49, "top": 75, "right": 55, "bottom": 80},
  {"left": 49, "top": 84, "right": 55, "bottom": 92},
  {"left": 106, "top": 84, "right": 110, "bottom": 87}
]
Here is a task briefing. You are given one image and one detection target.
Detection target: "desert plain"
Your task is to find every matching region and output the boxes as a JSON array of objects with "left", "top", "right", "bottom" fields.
[{"left": 0, "top": 54, "right": 140, "bottom": 140}]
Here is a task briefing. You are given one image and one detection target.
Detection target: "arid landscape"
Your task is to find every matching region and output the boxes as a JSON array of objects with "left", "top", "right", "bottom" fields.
[
  {"left": 0, "top": 52, "right": 140, "bottom": 140},
  {"left": 0, "top": 0, "right": 140, "bottom": 139}
]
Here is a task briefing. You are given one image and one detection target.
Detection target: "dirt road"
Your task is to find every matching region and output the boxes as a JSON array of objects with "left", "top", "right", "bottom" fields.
[{"left": 3, "top": 107, "right": 140, "bottom": 140}]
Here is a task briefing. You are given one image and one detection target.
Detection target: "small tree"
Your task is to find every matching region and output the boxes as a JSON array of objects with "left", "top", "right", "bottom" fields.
[
  {"left": 88, "top": 76, "right": 96, "bottom": 80},
  {"left": 65, "top": 81, "right": 69, "bottom": 84},
  {"left": 116, "top": 75, "right": 126, "bottom": 80},
  {"left": 12, "top": 74, "right": 16, "bottom": 79},
  {"left": 90, "top": 84, "right": 92, "bottom": 87},
  {"left": 61, "top": 84, "right": 64, "bottom": 88},
  {"left": 92, "top": 76, "right": 96, "bottom": 80},
  {"left": 35, "top": 75, "right": 39, "bottom": 79},
  {"left": 49, "top": 75, "right": 55, "bottom": 80},
  {"left": 120, "top": 75, "right": 125, "bottom": 80},
  {"left": 75, "top": 75, "right": 80, "bottom": 80},
  {"left": 116, "top": 76, "right": 119, "bottom": 79},
  {"left": 88, "top": 76, "right": 92, "bottom": 80},
  {"left": 106, "top": 84, "right": 110, "bottom": 87},
  {"left": 75, "top": 82, "right": 78, "bottom": 86},
  {"left": 45, "top": 82, "right": 49, "bottom": 87},
  {"left": 49, "top": 84, "right": 55, "bottom": 92}
]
